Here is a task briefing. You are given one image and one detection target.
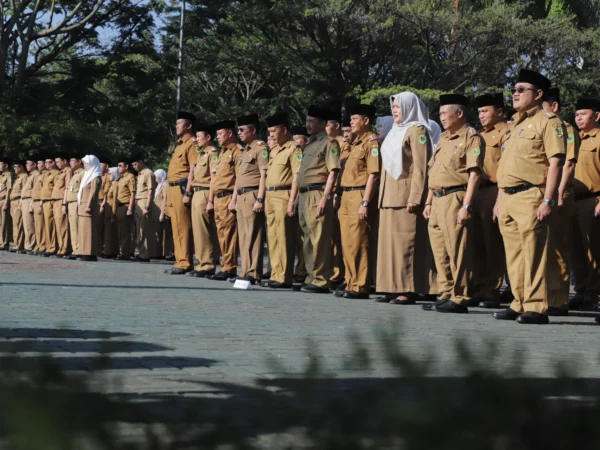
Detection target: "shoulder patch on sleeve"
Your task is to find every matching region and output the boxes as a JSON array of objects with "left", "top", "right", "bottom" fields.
[
  {"left": 261, "top": 150, "right": 269, "bottom": 159},
  {"left": 472, "top": 147, "right": 481, "bottom": 156},
  {"left": 419, "top": 134, "right": 428, "bottom": 144},
  {"left": 371, "top": 147, "right": 379, "bottom": 157},
  {"left": 296, "top": 153, "right": 303, "bottom": 162}
]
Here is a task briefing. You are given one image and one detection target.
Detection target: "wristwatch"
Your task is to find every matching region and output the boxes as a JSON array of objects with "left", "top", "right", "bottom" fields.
[
  {"left": 544, "top": 198, "right": 556, "bottom": 207},
  {"left": 256, "top": 197, "right": 264, "bottom": 204},
  {"left": 361, "top": 200, "right": 370, "bottom": 207},
  {"left": 324, "top": 194, "right": 332, "bottom": 200},
  {"left": 184, "top": 191, "right": 193, "bottom": 197},
  {"left": 462, "top": 204, "right": 473, "bottom": 213}
]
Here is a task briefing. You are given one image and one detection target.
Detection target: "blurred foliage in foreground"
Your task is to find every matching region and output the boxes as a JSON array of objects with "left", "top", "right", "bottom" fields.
[{"left": 0, "top": 324, "right": 599, "bottom": 449}]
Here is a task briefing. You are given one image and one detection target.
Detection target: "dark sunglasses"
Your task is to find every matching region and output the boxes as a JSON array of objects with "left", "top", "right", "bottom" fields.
[{"left": 512, "top": 87, "right": 539, "bottom": 94}]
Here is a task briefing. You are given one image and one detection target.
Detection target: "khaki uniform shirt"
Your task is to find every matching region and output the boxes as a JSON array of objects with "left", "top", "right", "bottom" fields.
[
  {"left": 32, "top": 170, "right": 45, "bottom": 201},
  {"left": 480, "top": 121, "right": 508, "bottom": 183},
  {"left": 564, "top": 122, "right": 580, "bottom": 163},
  {"left": 266, "top": 140, "right": 303, "bottom": 188},
  {"left": 235, "top": 139, "right": 269, "bottom": 190},
  {"left": 192, "top": 145, "right": 218, "bottom": 188},
  {"left": 379, "top": 125, "right": 431, "bottom": 207},
  {"left": 428, "top": 124, "right": 485, "bottom": 191},
  {"left": 117, "top": 172, "right": 136, "bottom": 204},
  {"left": 298, "top": 130, "right": 341, "bottom": 187},
  {"left": 573, "top": 127, "right": 600, "bottom": 195},
  {"left": 67, "top": 168, "right": 84, "bottom": 202},
  {"left": 10, "top": 173, "right": 27, "bottom": 200},
  {"left": 0, "top": 171, "right": 13, "bottom": 200},
  {"left": 497, "top": 107, "right": 567, "bottom": 188},
  {"left": 51, "top": 167, "right": 69, "bottom": 200},
  {"left": 135, "top": 167, "right": 156, "bottom": 200},
  {"left": 168, "top": 134, "right": 197, "bottom": 182},
  {"left": 22, "top": 171, "right": 38, "bottom": 198},
  {"left": 212, "top": 142, "right": 241, "bottom": 193},
  {"left": 340, "top": 131, "right": 380, "bottom": 187},
  {"left": 99, "top": 173, "right": 111, "bottom": 201},
  {"left": 41, "top": 169, "right": 59, "bottom": 200}
]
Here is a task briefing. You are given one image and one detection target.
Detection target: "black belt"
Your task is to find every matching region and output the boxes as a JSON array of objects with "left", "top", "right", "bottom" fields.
[
  {"left": 68, "top": 200, "right": 77, "bottom": 204},
  {"left": 116, "top": 201, "right": 129, "bottom": 207},
  {"left": 299, "top": 183, "right": 325, "bottom": 193},
  {"left": 237, "top": 186, "right": 259, "bottom": 195},
  {"left": 214, "top": 190, "right": 233, "bottom": 199},
  {"left": 21, "top": 196, "right": 31, "bottom": 199},
  {"left": 168, "top": 181, "right": 180, "bottom": 187},
  {"left": 52, "top": 198, "right": 63, "bottom": 201},
  {"left": 266, "top": 186, "right": 291, "bottom": 191},
  {"left": 193, "top": 186, "right": 210, "bottom": 192},
  {"left": 340, "top": 186, "right": 366, "bottom": 192},
  {"left": 10, "top": 196, "right": 21, "bottom": 200},
  {"left": 432, "top": 185, "right": 466, "bottom": 198},
  {"left": 41, "top": 199, "right": 52, "bottom": 204},
  {"left": 575, "top": 191, "right": 600, "bottom": 201},
  {"left": 479, "top": 181, "right": 497, "bottom": 190},
  {"left": 503, "top": 183, "right": 536, "bottom": 195}
]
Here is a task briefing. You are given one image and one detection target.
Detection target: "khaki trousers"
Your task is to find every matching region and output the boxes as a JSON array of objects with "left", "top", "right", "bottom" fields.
[
  {"left": 167, "top": 185, "right": 193, "bottom": 270},
  {"left": 294, "top": 217, "right": 306, "bottom": 277},
  {"left": 21, "top": 199, "right": 35, "bottom": 251},
  {"left": 0, "top": 200, "right": 10, "bottom": 248},
  {"left": 237, "top": 190, "right": 264, "bottom": 279},
  {"left": 549, "top": 189, "right": 575, "bottom": 310},
  {"left": 160, "top": 218, "right": 174, "bottom": 257},
  {"left": 299, "top": 190, "right": 333, "bottom": 288},
  {"left": 135, "top": 198, "right": 157, "bottom": 259},
  {"left": 191, "top": 189, "right": 218, "bottom": 271},
  {"left": 33, "top": 201, "right": 46, "bottom": 252},
  {"left": 10, "top": 200, "right": 24, "bottom": 250},
  {"left": 377, "top": 207, "right": 432, "bottom": 295},
  {"left": 214, "top": 194, "right": 237, "bottom": 272},
  {"left": 97, "top": 200, "right": 105, "bottom": 255},
  {"left": 68, "top": 202, "right": 80, "bottom": 255},
  {"left": 53, "top": 200, "right": 69, "bottom": 255},
  {"left": 115, "top": 204, "right": 134, "bottom": 257},
  {"left": 42, "top": 201, "right": 56, "bottom": 253},
  {"left": 569, "top": 196, "right": 600, "bottom": 297},
  {"left": 473, "top": 185, "right": 505, "bottom": 298},
  {"left": 103, "top": 204, "right": 118, "bottom": 257},
  {"left": 498, "top": 187, "right": 561, "bottom": 314},
  {"left": 428, "top": 191, "right": 473, "bottom": 304},
  {"left": 78, "top": 207, "right": 98, "bottom": 257},
  {"left": 338, "top": 190, "right": 371, "bottom": 293},
  {"left": 331, "top": 212, "right": 344, "bottom": 282},
  {"left": 266, "top": 190, "right": 295, "bottom": 284}
]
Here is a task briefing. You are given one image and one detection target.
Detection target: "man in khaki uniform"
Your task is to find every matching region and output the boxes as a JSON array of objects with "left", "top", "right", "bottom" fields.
[
  {"left": 165, "top": 111, "right": 197, "bottom": 274},
  {"left": 208, "top": 120, "right": 240, "bottom": 281},
  {"left": 31, "top": 156, "right": 46, "bottom": 255},
  {"left": 132, "top": 155, "right": 157, "bottom": 262},
  {"left": 335, "top": 104, "right": 381, "bottom": 299},
  {"left": 264, "top": 113, "right": 303, "bottom": 288},
  {"left": 0, "top": 156, "right": 13, "bottom": 250},
  {"left": 39, "top": 157, "right": 59, "bottom": 256},
  {"left": 52, "top": 154, "right": 70, "bottom": 257},
  {"left": 424, "top": 94, "right": 484, "bottom": 313},
  {"left": 542, "top": 88, "right": 581, "bottom": 315},
  {"left": 569, "top": 98, "right": 600, "bottom": 313},
  {"left": 224, "top": 113, "right": 270, "bottom": 284},
  {"left": 471, "top": 93, "right": 508, "bottom": 308},
  {"left": 186, "top": 123, "right": 219, "bottom": 278},
  {"left": 63, "top": 154, "right": 84, "bottom": 259},
  {"left": 493, "top": 69, "right": 566, "bottom": 325},
  {"left": 290, "top": 126, "right": 309, "bottom": 283},
  {"left": 97, "top": 160, "right": 111, "bottom": 256},
  {"left": 114, "top": 158, "right": 136, "bottom": 261},
  {"left": 10, "top": 160, "right": 27, "bottom": 252},
  {"left": 297, "top": 105, "right": 341, "bottom": 293},
  {"left": 21, "top": 156, "right": 38, "bottom": 253}
]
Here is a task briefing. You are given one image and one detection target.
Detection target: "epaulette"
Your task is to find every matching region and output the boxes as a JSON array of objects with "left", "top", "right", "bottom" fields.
[
  {"left": 468, "top": 127, "right": 477, "bottom": 136},
  {"left": 543, "top": 110, "right": 556, "bottom": 118},
  {"left": 369, "top": 135, "right": 378, "bottom": 141}
]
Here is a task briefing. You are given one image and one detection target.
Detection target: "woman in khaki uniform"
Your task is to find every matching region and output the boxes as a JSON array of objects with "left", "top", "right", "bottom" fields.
[
  {"left": 100, "top": 167, "right": 119, "bottom": 258},
  {"left": 153, "top": 169, "right": 174, "bottom": 259},
  {"left": 374, "top": 92, "right": 437, "bottom": 304},
  {"left": 77, "top": 155, "right": 102, "bottom": 261}
]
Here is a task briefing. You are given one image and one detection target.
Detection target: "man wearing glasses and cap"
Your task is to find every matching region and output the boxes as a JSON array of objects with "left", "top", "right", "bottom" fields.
[
  {"left": 21, "top": 156, "right": 38, "bottom": 253},
  {"left": 493, "top": 69, "right": 567, "bottom": 325},
  {"left": 10, "top": 160, "right": 27, "bottom": 253}
]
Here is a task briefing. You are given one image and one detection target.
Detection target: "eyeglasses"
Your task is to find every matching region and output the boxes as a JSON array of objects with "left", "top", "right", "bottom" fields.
[{"left": 512, "top": 87, "right": 539, "bottom": 94}]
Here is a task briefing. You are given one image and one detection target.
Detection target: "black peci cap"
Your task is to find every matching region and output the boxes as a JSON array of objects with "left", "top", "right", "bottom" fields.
[
  {"left": 440, "top": 94, "right": 469, "bottom": 106},
  {"left": 265, "top": 113, "right": 289, "bottom": 128},
  {"left": 516, "top": 69, "right": 551, "bottom": 92},
  {"left": 236, "top": 114, "right": 260, "bottom": 127},
  {"left": 576, "top": 97, "right": 600, "bottom": 111},
  {"left": 213, "top": 120, "right": 236, "bottom": 131},
  {"left": 476, "top": 93, "right": 505, "bottom": 109},
  {"left": 290, "top": 126, "right": 308, "bottom": 136},
  {"left": 306, "top": 105, "right": 329, "bottom": 121},
  {"left": 177, "top": 111, "right": 197, "bottom": 123},
  {"left": 347, "top": 104, "right": 377, "bottom": 119}
]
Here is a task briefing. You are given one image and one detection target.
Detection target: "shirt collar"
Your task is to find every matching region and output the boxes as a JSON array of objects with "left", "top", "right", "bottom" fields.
[{"left": 178, "top": 133, "right": 193, "bottom": 145}]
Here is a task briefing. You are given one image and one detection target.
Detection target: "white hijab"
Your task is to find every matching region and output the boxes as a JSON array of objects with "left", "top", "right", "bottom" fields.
[
  {"left": 154, "top": 169, "right": 168, "bottom": 201},
  {"left": 78, "top": 155, "right": 102, "bottom": 204},
  {"left": 381, "top": 92, "right": 435, "bottom": 180},
  {"left": 108, "top": 166, "right": 120, "bottom": 182},
  {"left": 376, "top": 116, "right": 394, "bottom": 142}
]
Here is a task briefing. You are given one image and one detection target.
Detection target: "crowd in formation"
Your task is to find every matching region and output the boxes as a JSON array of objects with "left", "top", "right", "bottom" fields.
[{"left": 3, "top": 69, "right": 600, "bottom": 326}]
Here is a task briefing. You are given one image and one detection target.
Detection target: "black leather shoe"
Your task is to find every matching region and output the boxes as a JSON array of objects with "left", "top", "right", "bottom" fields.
[
  {"left": 27, "top": 251, "right": 37, "bottom": 255},
  {"left": 373, "top": 294, "right": 396, "bottom": 303},
  {"left": 186, "top": 270, "right": 201, "bottom": 277},
  {"left": 343, "top": 291, "right": 369, "bottom": 300},
  {"left": 300, "top": 284, "right": 329, "bottom": 294},
  {"left": 329, "top": 282, "right": 346, "bottom": 293},
  {"left": 50, "top": 254, "right": 65, "bottom": 258},
  {"left": 499, "top": 288, "right": 514, "bottom": 303},
  {"left": 333, "top": 289, "right": 345, "bottom": 298},
  {"left": 595, "top": 316, "right": 600, "bottom": 324},
  {"left": 16, "top": 250, "right": 27, "bottom": 254},
  {"left": 228, "top": 277, "right": 237, "bottom": 283},
  {"left": 77, "top": 256, "right": 97, "bottom": 262},
  {"left": 468, "top": 296, "right": 485, "bottom": 307},
  {"left": 479, "top": 300, "right": 502, "bottom": 309},
  {"left": 547, "top": 307, "right": 568, "bottom": 317},
  {"left": 164, "top": 267, "right": 190, "bottom": 275},
  {"left": 516, "top": 311, "right": 549, "bottom": 325},
  {"left": 115, "top": 255, "right": 131, "bottom": 261},
  {"left": 262, "top": 271, "right": 271, "bottom": 280},
  {"left": 291, "top": 283, "right": 306, "bottom": 291},
  {"left": 434, "top": 300, "right": 468, "bottom": 314},
  {"left": 208, "top": 270, "right": 235, "bottom": 281},
  {"left": 130, "top": 256, "right": 150, "bottom": 262},
  {"left": 65, "top": 255, "right": 77, "bottom": 260},
  {"left": 492, "top": 308, "right": 520, "bottom": 321},
  {"left": 390, "top": 296, "right": 416, "bottom": 305},
  {"left": 294, "top": 274, "right": 307, "bottom": 284},
  {"left": 42, "top": 252, "right": 54, "bottom": 257},
  {"left": 266, "top": 280, "right": 292, "bottom": 289},
  {"left": 193, "top": 269, "right": 215, "bottom": 278},
  {"left": 423, "top": 299, "right": 449, "bottom": 311},
  {"left": 165, "top": 255, "right": 175, "bottom": 262}
]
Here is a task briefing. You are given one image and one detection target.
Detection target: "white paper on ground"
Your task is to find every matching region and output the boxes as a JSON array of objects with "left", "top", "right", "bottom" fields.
[{"left": 233, "top": 279, "right": 252, "bottom": 290}]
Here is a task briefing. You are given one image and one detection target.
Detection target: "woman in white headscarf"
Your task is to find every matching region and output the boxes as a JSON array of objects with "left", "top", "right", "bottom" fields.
[
  {"left": 77, "top": 155, "right": 102, "bottom": 261},
  {"left": 376, "top": 116, "right": 394, "bottom": 142},
  {"left": 374, "top": 92, "right": 438, "bottom": 304},
  {"left": 99, "top": 167, "right": 120, "bottom": 258},
  {"left": 152, "top": 169, "right": 174, "bottom": 259}
]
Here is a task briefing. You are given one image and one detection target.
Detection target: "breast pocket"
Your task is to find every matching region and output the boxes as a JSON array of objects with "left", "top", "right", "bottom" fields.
[
  {"left": 449, "top": 146, "right": 466, "bottom": 171},
  {"left": 517, "top": 130, "right": 539, "bottom": 156},
  {"left": 348, "top": 148, "right": 367, "bottom": 172}
]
